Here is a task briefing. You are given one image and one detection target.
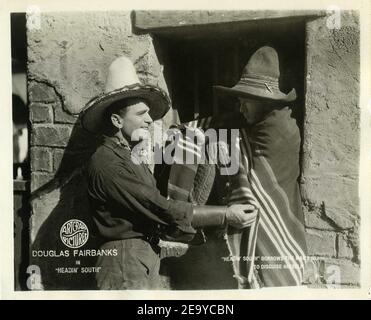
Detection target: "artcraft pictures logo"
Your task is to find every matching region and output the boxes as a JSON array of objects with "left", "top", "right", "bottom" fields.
[{"left": 60, "top": 219, "right": 89, "bottom": 249}]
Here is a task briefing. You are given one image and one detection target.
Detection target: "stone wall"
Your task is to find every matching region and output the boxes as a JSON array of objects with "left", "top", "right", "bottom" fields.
[
  {"left": 27, "top": 11, "right": 360, "bottom": 289},
  {"left": 301, "top": 11, "right": 360, "bottom": 287}
]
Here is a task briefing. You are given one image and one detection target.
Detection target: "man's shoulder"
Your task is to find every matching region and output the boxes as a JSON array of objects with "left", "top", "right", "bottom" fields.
[
  {"left": 87, "top": 144, "right": 132, "bottom": 176},
  {"left": 88, "top": 145, "right": 117, "bottom": 172},
  {"left": 268, "top": 106, "right": 292, "bottom": 121},
  {"left": 251, "top": 107, "right": 299, "bottom": 145},
  {"left": 264, "top": 107, "right": 298, "bottom": 131}
]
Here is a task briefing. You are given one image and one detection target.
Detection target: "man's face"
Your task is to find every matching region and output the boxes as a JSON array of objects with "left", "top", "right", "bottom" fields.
[
  {"left": 112, "top": 100, "right": 153, "bottom": 141},
  {"left": 238, "top": 97, "right": 264, "bottom": 125}
]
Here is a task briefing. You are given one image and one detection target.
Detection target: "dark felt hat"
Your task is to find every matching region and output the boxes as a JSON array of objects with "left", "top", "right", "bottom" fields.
[{"left": 214, "top": 46, "right": 296, "bottom": 102}]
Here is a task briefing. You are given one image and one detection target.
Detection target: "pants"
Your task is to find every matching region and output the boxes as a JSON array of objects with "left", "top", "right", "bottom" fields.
[{"left": 96, "top": 238, "right": 161, "bottom": 290}]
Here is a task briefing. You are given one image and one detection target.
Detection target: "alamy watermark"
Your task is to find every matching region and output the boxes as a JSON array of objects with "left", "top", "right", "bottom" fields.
[
  {"left": 26, "top": 5, "right": 41, "bottom": 31},
  {"left": 129, "top": 121, "right": 240, "bottom": 175},
  {"left": 326, "top": 5, "right": 341, "bottom": 30}
]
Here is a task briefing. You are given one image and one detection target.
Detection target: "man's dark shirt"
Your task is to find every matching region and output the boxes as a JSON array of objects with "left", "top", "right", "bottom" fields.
[{"left": 86, "top": 135, "right": 194, "bottom": 242}]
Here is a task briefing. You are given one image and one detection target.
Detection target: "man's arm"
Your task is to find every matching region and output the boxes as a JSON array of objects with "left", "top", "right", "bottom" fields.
[
  {"left": 88, "top": 163, "right": 195, "bottom": 232},
  {"left": 88, "top": 162, "right": 258, "bottom": 239}
]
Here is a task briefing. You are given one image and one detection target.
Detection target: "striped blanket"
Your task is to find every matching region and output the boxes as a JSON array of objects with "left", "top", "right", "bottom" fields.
[
  {"left": 244, "top": 108, "right": 307, "bottom": 287},
  {"left": 166, "top": 117, "right": 213, "bottom": 203},
  {"left": 165, "top": 108, "right": 307, "bottom": 288}
]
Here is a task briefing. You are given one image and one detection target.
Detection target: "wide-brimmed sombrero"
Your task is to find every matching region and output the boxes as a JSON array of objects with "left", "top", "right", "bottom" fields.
[
  {"left": 80, "top": 56, "right": 170, "bottom": 134},
  {"left": 214, "top": 46, "right": 296, "bottom": 102}
]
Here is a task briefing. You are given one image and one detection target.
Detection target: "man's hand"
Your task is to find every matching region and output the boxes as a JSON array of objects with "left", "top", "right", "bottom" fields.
[{"left": 226, "top": 204, "right": 258, "bottom": 229}]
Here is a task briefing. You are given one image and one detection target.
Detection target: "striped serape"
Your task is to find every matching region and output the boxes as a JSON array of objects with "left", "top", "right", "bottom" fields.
[
  {"left": 166, "top": 117, "right": 214, "bottom": 203},
  {"left": 158, "top": 118, "right": 216, "bottom": 245},
  {"left": 227, "top": 108, "right": 307, "bottom": 288},
  {"left": 164, "top": 116, "right": 262, "bottom": 288},
  {"left": 225, "top": 131, "right": 261, "bottom": 288},
  {"left": 163, "top": 108, "right": 307, "bottom": 288}
]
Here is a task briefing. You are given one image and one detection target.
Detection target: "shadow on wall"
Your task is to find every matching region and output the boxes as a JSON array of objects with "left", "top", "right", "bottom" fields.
[{"left": 30, "top": 121, "right": 101, "bottom": 290}]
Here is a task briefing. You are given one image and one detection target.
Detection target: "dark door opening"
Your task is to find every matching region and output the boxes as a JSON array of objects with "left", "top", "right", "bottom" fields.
[{"left": 152, "top": 17, "right": 305, "bottom": 126}]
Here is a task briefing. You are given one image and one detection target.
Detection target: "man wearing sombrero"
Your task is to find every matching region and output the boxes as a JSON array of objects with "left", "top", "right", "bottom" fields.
[
  {"left": 80, "top": 56, "right": 257, "bottom": 290},
  {"left": 214, "top": 46, "right": 308, "bottom": 287}
]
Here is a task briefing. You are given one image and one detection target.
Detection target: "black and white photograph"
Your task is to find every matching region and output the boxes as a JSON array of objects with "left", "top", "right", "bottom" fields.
[{"left": 2, "top": 0, "right": 370, "bottom": 299}]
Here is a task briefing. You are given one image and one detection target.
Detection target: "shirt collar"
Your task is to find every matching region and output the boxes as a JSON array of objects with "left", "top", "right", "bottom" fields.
[{"left": 101, "top": 134, "right": 131, "bottom": 151}]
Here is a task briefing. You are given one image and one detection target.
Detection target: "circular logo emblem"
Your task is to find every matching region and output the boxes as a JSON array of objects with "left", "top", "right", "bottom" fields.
[{"left": 60, "top": 219, "right": 89, "bottom": 249}]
